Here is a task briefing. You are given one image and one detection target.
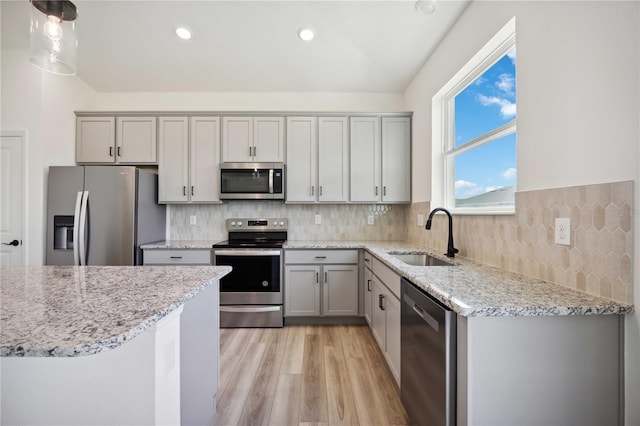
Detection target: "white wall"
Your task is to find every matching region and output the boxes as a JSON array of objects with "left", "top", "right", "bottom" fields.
[
  {"left": 95, "top": 91, "right": 404, "bottom": 112},
  {"left": 0, "top": 48, "right": 97, "bottom": 265},
  {"left": 404, "top": 1, "right": 639, "bottom": 424}
]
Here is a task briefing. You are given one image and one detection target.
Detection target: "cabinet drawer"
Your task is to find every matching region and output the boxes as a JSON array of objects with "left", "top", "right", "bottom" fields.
[
  {"left": 285, "top": 249, "right": 358, "bottom": 264},
  {"left": 372, "top": 257, "right": 401, "bottom": 298},
  {"left": 143, "top": 249, "right": 212, "bottom": 265}
]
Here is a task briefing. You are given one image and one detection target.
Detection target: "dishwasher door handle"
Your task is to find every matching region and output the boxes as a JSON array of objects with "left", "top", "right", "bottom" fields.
[{"left": 413, "top": 303, "right": 439, "bottom": 332}]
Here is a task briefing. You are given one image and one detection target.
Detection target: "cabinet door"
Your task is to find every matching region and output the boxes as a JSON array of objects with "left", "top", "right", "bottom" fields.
[
  {"left": 318, "top": 117, "right": 349, "bottom": 202},
  {"left": 323, "top": 264, "right": 358, "bottom": 316},
  {"left": 350, "top": 117, "right": 381, "bottom": 202},
  {"left": 372, "top": 277, "right": 387, "bottom": 351},
  {"left": 116, "top": 117, "right": 157, "bottom": 164},
  {"left": 190, "top": 117, "right": 220, "bottom": 203},
  {"left": 253, "top": 117, "right": 284, "bottom": 162},
  {"left": 385, "top": 292, "right": 401, "bottom": 385},
  {"left": 381, "top": 117, "right": 411, "bottom": 203},
  {"left": 76, "top": 117, "right": 116, "bottom": 163},
  {"left": 286, "top": 117, "right": 317, "bottom": 202},
  {"left": 364, "top": 267, "right": 374, "bottom": 326},
  {"left": 222, "top": 117, "right": 253, "bottom": 162},
  {"left": 284, "top": 265, "right": 321, "bottom": 316},
  {"left": 158, "top": 117, "right": 189, "bottom": 203}
]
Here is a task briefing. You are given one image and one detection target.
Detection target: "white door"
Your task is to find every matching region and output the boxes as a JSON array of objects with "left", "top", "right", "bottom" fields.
[
  {"left": 190, "top": 117, "right": 220, "bottom": 203},
  {"left": 253, "top": 117, "right": 284, "bottom": 162},
  {"left": 221, "top": 117, "right": 253, "bottom": 162},
  {"left": 350, "top": 117, "right": 380, "bottom": 202},
  {"left": 381, "top": 117, "right": 411, "bottom": 203},
  {"left": 1, "top": 133, "right": 25, "bottom": 266},
  {"left": 323, "top": 264, "right": 358, "bottom": 316}
]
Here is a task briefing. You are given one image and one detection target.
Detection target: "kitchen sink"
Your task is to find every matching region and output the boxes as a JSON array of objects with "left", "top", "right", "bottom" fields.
[{"left": 388, "top": 253, "right": 453, "bottom": 267}]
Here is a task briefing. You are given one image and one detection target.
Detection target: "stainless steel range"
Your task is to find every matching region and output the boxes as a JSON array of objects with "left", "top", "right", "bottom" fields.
[{"left": 212, "top": 218, "right": 287, "bottom": 328}]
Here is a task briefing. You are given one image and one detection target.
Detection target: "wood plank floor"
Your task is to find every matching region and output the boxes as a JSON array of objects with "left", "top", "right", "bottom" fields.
[{"left": 213, "top": 325, "right": 409, "bottom": 426}]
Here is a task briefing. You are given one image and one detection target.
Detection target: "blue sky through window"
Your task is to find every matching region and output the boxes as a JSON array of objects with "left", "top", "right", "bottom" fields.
[{"left": 453, "top": 48, "right": 516, "bottom": 201}]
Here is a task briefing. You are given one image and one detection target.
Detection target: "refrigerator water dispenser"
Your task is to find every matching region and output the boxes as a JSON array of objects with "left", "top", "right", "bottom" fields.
[{"left": 53, "top": 216, "right": 74, "bottom": 250}]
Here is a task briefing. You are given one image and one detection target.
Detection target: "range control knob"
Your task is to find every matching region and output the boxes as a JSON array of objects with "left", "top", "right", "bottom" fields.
[
  {"left": 279, "top": 221, "right": 285, "bottom": 226},
  {"left": 230, "top": 221, "right": 236, "bottom": 226},
  {"left": 237, "top": 221, "right": 243, "bottom": 227}
]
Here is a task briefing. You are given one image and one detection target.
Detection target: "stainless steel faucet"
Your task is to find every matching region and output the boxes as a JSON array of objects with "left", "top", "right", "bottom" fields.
[{"left": 425, "top": 207, "right": 459, "bottom": 258}]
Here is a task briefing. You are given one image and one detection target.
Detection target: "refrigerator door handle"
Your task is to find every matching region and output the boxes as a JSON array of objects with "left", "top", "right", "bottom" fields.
[
  {"left": 78, "top": 191, "right": 89, "bottom": 265},
  {"left": 73, "top": 191, "right": 83, "bottom": 266}
]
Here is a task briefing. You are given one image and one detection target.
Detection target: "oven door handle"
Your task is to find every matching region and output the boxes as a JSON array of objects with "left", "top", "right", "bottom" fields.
[
  {"left": 220, "top": 306, "right": 281, "bottom": 313},
  {"left": 214, "top": 249, "right": 281, "bottom": 257}
]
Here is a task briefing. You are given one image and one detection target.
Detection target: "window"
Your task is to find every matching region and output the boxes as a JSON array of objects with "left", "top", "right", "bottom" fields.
[{"left": 433, "top": 18, "right": 516, "bottom": 214}]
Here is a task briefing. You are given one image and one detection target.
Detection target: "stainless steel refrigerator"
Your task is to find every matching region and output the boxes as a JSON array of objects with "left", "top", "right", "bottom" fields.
[{"left": 46, "top": 166, "right": 166, "bottom": 266}]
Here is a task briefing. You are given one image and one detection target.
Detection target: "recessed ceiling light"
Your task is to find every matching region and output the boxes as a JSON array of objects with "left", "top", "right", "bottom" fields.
[
  {"left": 415, "top": 0, "right": 437, "bottom": 15},
  {"left": 175, "top": 27, "right": 192, "bottom": 40},
  {"left": 297, "top": 27, "right": 315, "bottom": 42}
]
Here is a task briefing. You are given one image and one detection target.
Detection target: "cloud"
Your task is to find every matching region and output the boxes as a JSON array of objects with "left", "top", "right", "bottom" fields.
[
  {"left": 500, "top": 167, "right": 517, "bottom": 180},
  {"left": 507, "top": 48, "right": 516, "bottom": 64},
  {"left": 455, "top": 180, "right": 485, "bottom": 198},
  {"left": 485, "top": 186, "right": 502, "bottom": 192},
  {"left": 473, "top": 76, "right": 486, "bottom": 86},
  {"left": 477, "top": 94, "right": 517, "bottom": 119},
  {"left": 455, "top": 180, "right": 478, "bottom": 189},
  {"left": 496, "top": 73, "right": 515, "bottom": 96}
]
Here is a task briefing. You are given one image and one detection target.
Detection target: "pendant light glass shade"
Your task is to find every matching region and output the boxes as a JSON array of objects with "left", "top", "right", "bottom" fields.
[{"left": 30, "top": 0, "right": 78, "bottom": 76}]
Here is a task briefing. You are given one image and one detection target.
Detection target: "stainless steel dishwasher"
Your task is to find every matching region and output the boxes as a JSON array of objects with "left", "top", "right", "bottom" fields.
[{"left": 401, "top": 278, "right": 456, "bottom": 426}]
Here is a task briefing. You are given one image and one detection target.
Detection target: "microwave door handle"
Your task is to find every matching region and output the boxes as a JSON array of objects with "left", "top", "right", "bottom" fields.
[{"left": 269, "top": 169, "right": 274, "bottom": 194}]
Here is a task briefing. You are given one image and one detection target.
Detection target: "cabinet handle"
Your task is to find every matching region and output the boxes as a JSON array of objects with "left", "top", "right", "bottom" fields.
[
  {"left": 117, "top": 146, "right": 121, "bottom": 157},
  {"left": 375, "top": 186, "right": 378, "bottom": 196},
  {"left": 191, "top": 186, "right": 194, "bottom": 196},
  {"left": 170, "top": 256, "right": 183, "bottom": 259},
  {"left": 367, "top": 279, "right": 371, "bottom": 291},
  {"left": 383, "top": 186, "right": 387, "bottom": 196},
  {"left": 311, "top": 186, "right": 315, "bottom": 196},
  {"left": 316, "top": 272, "right": 319, "bottom": 283},
  {"left": 314, "top": 256, "right": 327, "bottom": 259},
  {"left": 324, "top": 271, "right": 327, "bottom": 283},
  {"left": 253, "top": 146, "right": 257, "bottom": 156},
  {"left": 109, "top": 147, "right": 114, "bottom": 157},
  {"left": 319, "top": 186, "right": 323, "bottom": 196},
  {"left": 364, "top": 258, "right": 370, "bottom": 263},
  {"left": 249, "top": 146, "right": 252, "bottom": 157},
  {"left": 379, "top": 294, "right": 385, "bottom": 310},
  {"left": 183, "top": 186, "right": 186, "bottom": 196}
]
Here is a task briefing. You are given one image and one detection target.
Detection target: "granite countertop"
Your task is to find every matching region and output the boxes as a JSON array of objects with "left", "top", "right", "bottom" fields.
[
  {"left": 141, "top": 240, "right": 220, "bottom": 249},
  {"left": 139, "top": 239, "right": 633, "bottom": 317},
  {"left": 0, "top": 265, "right": 231, "bottom": 357},
  {"left": 285, "top": 240, "right": 633, "bottom": 317}
]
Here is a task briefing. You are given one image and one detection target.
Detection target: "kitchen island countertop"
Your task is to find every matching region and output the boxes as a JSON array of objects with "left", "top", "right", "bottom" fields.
[{"left": 0, "top": 265, "right": 231, "bottom": 357}]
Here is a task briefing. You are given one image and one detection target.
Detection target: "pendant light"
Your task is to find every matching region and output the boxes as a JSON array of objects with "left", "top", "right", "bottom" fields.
[{"left": 30, "top": 0, "right": 78, "bottom": 76}]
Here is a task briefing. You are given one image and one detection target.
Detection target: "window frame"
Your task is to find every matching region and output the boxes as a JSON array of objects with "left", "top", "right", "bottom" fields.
[{"left": 432, "top": 17, "right": 517, "bottom": 215}]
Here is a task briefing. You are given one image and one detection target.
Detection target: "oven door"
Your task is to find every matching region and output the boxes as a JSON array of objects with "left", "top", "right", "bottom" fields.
[{"left": 213, "top": 248, "right": 282, "bottom": 305}]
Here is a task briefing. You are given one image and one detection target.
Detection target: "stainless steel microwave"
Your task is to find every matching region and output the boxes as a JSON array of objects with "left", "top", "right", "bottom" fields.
[{"left": 220, "top": 163, "right": 285, "bottom": 200}]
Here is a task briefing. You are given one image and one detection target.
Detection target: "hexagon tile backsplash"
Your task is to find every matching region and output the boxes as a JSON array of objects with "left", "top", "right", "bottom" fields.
[{"left": 407, "top": 181, "right": 634, "bottom": 304}]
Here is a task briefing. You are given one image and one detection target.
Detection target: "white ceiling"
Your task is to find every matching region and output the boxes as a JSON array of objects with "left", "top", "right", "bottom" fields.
[{"left": 1, "top": 0, "right": 470, "bottom": 93}]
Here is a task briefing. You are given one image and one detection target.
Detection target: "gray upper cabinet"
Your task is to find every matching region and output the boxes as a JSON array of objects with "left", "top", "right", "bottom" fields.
[
  {"left": 76, "top": 116, "right": 157, "bottom": 164},
  {"left": 318, "top": 117, "right": 349, "bottom": 202},
  {"left": 381, "top": 117, "right": 411, "bottom": 203},
  {"left": 158, "top": 116, "right": 220, "bottom": 204},
  {"left": 350, "top": 116, "right": 410, "bottom": 203},
  {"left": 286, "top": 116, "right": 317, "bottom": 202},
  {"left": 221, "top": 116, "right": 284, "bottom": 163}
]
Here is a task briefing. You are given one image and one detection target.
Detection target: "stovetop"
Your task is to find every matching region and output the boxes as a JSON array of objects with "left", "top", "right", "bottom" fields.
[{"left": 212, "top": 218, "right": 288, "bottom": 249}]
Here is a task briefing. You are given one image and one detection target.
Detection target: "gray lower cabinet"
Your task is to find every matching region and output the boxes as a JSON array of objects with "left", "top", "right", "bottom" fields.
[
  {"left": 142, "top": 249, "right": 212, "bottom": 265},
  {"left": 284, "top": 249, "right": 358, "bottom": 317},
  {"left": 367, "top": 252, "right": 401, "bottom": 386}
]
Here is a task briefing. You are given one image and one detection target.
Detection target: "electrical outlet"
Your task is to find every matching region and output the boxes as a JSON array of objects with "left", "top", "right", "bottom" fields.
[
  {"left": 190, "top": 215, "right": 197, "bottom": 226},
  {"left": 367, "top": 214, "right": 375, "bottom": 225},
  {"left": 417, "top": 214, "right": 424, "bottom": 227},
  {"left": 554, "top": 218, "right": 570, "bottom": 245},
  {"left": 315, "top": 214, "right": 322, "bottom": 225}
]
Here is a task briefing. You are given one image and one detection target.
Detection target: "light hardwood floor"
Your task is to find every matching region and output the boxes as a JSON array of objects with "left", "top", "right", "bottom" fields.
[{"left": 213, "top": 325, "right": 409, "bottom": 426}]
